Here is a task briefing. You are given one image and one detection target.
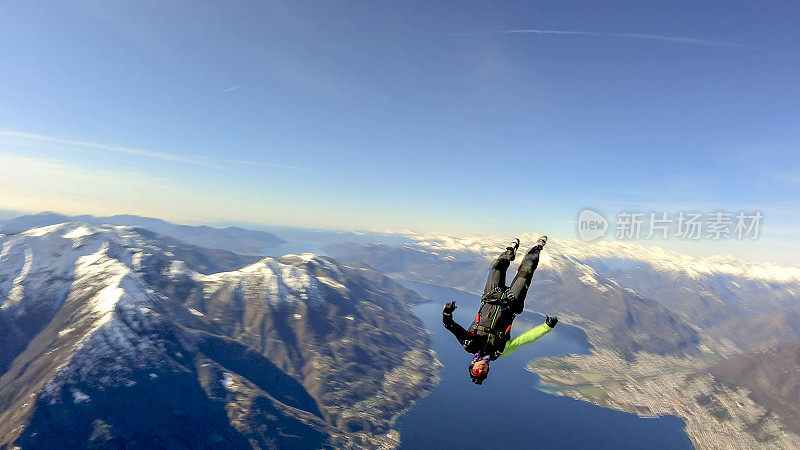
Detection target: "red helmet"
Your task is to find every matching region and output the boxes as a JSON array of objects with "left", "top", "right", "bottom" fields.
[{"left": 468, "top": 360, "right": 489, "bottom": 385}]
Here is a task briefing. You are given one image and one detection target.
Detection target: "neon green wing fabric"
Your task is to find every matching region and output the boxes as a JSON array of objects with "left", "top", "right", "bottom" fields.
[{"left": 499, "top": 322, "right": 553, "bottom": 358}]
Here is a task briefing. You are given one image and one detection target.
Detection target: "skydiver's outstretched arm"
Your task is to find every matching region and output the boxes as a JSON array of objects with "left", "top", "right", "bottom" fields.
[{"left": 442, "top": 302, "right": 471, "bottom": 347}]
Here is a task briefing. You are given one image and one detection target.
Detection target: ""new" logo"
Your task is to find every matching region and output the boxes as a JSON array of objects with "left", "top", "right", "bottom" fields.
[{"left": 577, "top": 209, "right": 608, "bottom": 241}]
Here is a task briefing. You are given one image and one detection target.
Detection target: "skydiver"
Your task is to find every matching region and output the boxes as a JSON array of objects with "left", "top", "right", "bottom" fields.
[{"left": 442, "top": 236, "right": 558, "bottom": 384}]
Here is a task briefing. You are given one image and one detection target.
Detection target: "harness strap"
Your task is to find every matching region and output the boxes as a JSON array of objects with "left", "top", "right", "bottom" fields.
[
  {"left": 481, "top": 288, "right": 516, "bottom": 306},
  {"left": 473, "top": 323, "right": 512, "bottom": 336}
]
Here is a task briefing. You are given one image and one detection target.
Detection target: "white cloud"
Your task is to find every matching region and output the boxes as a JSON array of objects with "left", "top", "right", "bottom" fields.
[{"left": 221, "top": 85, "right": 242, "bottom": 93}]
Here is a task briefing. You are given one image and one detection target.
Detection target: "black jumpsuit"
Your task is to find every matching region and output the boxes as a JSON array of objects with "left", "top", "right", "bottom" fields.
[{"left": 442, "top": 244, "right": 542, "bottom": 358}]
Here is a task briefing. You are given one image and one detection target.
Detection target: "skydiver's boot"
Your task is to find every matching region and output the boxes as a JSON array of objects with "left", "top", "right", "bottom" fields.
[
  {"left": 508, "top": 236, "right": 546, "bottom": 308},
  {"left": 523, "top": 235, "right": 546, "bottom": 257},
  {"left": 507, "top": 238, "right": 520, "bottom": 252}
]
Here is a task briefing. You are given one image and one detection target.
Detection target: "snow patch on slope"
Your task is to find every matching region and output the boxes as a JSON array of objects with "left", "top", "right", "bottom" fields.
[
  {"left": 5, "top": 246, "right": 33, "bottom": 307},
  {"left": 221, "top": 372, "right": 234, "bottom": 390},
  {"left": 63, "top": 225, "right": 94, "bottom": 240},
  {"left": 21, "top": 223, "right": 71, "bottom": 237},
  {"left": 317, "top": 276, "right": 346, "bottom": 291},
  {"left": 74, "top": 244, "right": 127, "bottom": 327},
  {"left": 199, "top": 256, "right": 329, "bottom": 306}
]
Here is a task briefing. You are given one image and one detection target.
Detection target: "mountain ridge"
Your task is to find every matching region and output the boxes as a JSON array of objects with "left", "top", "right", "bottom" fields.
[
  {"left": 0, "top": 212, "right": 286, "bottom": 255},
  {"left": 0, "top": 222, "right": 439, "bottom": 448}
]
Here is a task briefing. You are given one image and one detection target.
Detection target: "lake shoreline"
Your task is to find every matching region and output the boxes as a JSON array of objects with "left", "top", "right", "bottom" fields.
[{"left": 393, "top": 280, "right": 693, "bottom": 450}]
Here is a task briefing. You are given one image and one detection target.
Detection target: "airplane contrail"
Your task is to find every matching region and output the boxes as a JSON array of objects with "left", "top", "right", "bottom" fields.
[
  {"left": 502, "top": 29, "right": 799, "bottom": 58},
  {"left": 0, "top": 131, "right": 310, "bottom": 171}
]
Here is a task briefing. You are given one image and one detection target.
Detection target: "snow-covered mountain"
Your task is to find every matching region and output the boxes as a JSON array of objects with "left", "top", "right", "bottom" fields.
[
  {"left": 0, "top": 223, "right": 438, "bottom": 448},
  {"left": 0, "top": 223, "right": 259, "bottom": 373}
]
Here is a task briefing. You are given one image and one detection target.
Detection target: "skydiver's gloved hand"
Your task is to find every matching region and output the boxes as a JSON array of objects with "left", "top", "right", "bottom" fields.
[
  {"left": 546, "top": 315, "right": 558, "bottom": 328},
  {"left": 443, "top": 302, "right": 457, "bottom": 316}
]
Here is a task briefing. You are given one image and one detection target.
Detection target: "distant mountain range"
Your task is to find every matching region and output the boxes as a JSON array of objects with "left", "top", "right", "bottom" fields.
[
  {"left": 0, "top": 212, "right": 286, "bottom": 255},
  {"left": 0, "top": 222, "right": 438, "bottom": 448}
]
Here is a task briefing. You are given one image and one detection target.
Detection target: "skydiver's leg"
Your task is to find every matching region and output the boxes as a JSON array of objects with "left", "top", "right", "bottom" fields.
[
  {"left": 508, "top": 244, "right": 543, "bottom": 313},
  {"left": 483, "top": 246, "right": 516, "bottom": 295}
]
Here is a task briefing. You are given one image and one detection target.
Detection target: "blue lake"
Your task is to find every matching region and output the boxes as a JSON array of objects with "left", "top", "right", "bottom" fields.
[{"left": 395, "top": 281, "right": 694, "bottom": 450}]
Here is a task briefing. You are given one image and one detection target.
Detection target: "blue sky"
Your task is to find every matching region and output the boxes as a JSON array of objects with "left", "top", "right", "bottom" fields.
[{"left": 1, "top": 1, "right": 798, "bottom": 262}]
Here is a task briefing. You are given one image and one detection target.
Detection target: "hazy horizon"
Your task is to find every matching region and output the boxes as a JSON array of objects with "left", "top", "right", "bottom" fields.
[{"left": 2, "top": 207, "right": 798, "bottom": 267}]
